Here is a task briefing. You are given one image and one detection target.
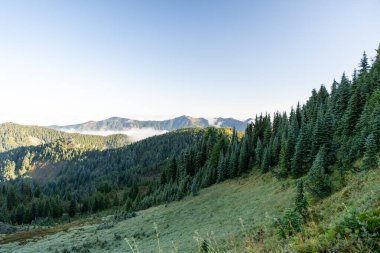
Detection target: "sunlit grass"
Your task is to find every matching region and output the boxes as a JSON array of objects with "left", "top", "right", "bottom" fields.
[{"left": 1, "top": 169, "right": 378, "bottom": 252}]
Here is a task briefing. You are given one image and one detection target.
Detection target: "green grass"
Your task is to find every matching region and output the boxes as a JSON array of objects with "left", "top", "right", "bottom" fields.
[
  {"left": 0, "top": 169, "right": 378, "bottom": 253},
  {"left": 0, "top": 173, "right": 295, "bottom": 252},
  {"left": 292, "top": 169, "right": 380, "bottom": 252}
]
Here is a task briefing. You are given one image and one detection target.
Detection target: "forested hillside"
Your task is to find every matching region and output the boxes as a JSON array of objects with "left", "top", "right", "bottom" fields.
[
  {"left": 0, "top": 128, "right": 208, "bottom": 223},
  {"left": 0, "top": 139, "right": 80, "bottom": 181},
  {"left": 0, "top": 48, "right": 379, "bottom": 252},
  {"left": 0, "top": 123, "right": 131, "bottom": 152}
]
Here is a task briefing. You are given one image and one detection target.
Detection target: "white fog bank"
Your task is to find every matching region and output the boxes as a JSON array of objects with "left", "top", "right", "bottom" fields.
[{"left": 62, "top": 128, "right": 168, "bottom": 142}]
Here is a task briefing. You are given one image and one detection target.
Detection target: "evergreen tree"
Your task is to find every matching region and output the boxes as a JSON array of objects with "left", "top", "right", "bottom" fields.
[
  {"left": 217, "top": 152, "right": 227, "bottom": 182},
  {"left": 167, "top": 157, "right": 177, "bottom": 182},
  {"left": 125, "top": 198, "right": 132, "bottom": 212},
  {"left": 278, "top": 136, "right": 289, "bottom": 177},
  {"left": 296, "top": 102, "right": 302, "bottom": 129},
  {"left": 294, "top": 180, "right": 308, "bottom": 221},
  {"left": 311, "top": 107, "right": 325, "bottom": 157},
  {"left": 254, "top": 138, "right": 263, "bottom": 167},
  {"left": 31, "top": 202, "right": 38, "bottom": 221},
  {"left": 6, "top": 188, "right": 16, "bottom": 211},
  {"left": 191, "top": 178, "right": 199, "bottom": 196},
  {"left": 370, "top": 106, "right": 380, "bottom": 148},
  {"left": 359, "top": 51, "right": 369, "bottom": 75},
  {"left": 160, "top": 170, "right": 168, "bottom": 185},
  {"left": 291, "top": 123, "right": 311, "bottom": 178},
  {"left": 81, "top": 199, "right": 90, "bottom": 213},
  {"left": 306, "top": 147, "right": 331, "bottom": 199},
  {"left": 261, "top": 146, "right": 270, "bottom": 173},
  {"left": 228, "top": 143, "right": 239, "bottom": 177},
  {"left": 343, "top": 80, "right": 364, "bottom": 136},
  {"left": 15, "top": 204, "right": 25, "bottom": 224},
  {"left": 336, "top": 73, "right": 351, "bottom": 122},
  {"left": 312, "top": 108, "right": 334, "bottom": 165},
  {"left": 113, "top": 194, "right": 120, "bottom": 206},
  {"left": 270, "top": 134, "right": 280, "bottom": 165},
  {"left": 362, "top": 133, "right": 378, "bottom": 170},
  {"left": 238, "top": 138, "right": 250, "bottom": 174}
]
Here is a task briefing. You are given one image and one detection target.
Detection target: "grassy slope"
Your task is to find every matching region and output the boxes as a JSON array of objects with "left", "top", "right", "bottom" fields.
[
  {"left": 0, "top": 169, "right": 378, "bottom": 253},
  {"left": 0, "top": 173, "right": 294, "bottom": 253},
  {"left": 292, "top": 169, "right": 380, "bottom": 252}
]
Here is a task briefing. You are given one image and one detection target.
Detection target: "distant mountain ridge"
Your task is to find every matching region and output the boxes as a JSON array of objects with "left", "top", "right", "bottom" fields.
[{"left": 50, "top": 115, "right": 252, "bottom": 132}]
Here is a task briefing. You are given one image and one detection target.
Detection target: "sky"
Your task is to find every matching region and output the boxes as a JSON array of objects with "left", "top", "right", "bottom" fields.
[{"left": 0, "top": 0, "right": 380, "bottom": 126}]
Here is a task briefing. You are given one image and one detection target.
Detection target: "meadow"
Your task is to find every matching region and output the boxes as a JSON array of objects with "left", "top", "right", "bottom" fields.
[{"left": 1, "top": 167, "right": 378, "bottom": 252}]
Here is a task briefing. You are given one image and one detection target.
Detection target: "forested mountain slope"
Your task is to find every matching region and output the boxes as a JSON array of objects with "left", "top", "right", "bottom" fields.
[
  {"left": 0, "top": 48, "right": 379, "bottom": 252},
  {"left": 0, "top": 123, "right": 131, "bottom": 152},
  {"left": 0, "top": 138, "right": 88, "bottom": 182},
  {"left": 0, "top": 128, "right": 211, "bottom": 223}
]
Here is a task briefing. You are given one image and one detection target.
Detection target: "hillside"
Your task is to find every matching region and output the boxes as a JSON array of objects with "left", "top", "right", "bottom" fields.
[
  {"left": 0, "top": 123, "right": 131, "bottom": 152},
  {"left": 0, "top": 173, "right": 294, "bottom": 252},
  {"left": 50, "top": 115, "right": 251, "bottom": 132},
  {"left": 0, "top": 138, "right": 97, "bottom": 182},
  {"left": 0, "top": 49, "right": 379, "bottom": 252},
  {"left": 0, "top": 169, "right": 378, "bottom": 252},
  {"left": 0, "top": 128, "right": 214, "bottom": 224}
]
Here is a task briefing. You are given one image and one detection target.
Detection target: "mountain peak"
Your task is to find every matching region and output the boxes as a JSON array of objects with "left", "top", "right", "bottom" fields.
[
  {"left": 106, "top": 116, "right": 125, "bottom": 120},
  {"left": 50, "top": 115, "right": 251, "bottom": 134}
]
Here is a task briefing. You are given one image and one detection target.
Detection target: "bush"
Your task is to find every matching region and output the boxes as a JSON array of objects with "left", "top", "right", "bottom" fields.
[
  {"left": 316, "top": 208, "right": 380, "bottom": 252},
  {"left": 277, "top": 208, "right": 303, "bottom": 238}
]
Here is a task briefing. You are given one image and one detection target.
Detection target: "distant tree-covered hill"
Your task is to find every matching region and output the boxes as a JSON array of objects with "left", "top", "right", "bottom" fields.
[
  {"left": 0, "top": 123, "right": 131, "bottom": 152},
  {"left": 0, "top": 138, "right": 92, "bottom": 181},
  {"left": 0, "top": 127, "right": 213, "bottom": 223}
]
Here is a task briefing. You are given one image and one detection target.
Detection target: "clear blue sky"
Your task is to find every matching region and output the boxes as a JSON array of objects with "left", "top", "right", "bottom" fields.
[{"left": 1, "top": 0, "right": 379, "bottom": 125}]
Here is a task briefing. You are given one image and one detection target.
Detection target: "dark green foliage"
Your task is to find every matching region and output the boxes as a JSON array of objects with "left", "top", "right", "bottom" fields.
[
  {"left": 321, "top": 208, "right": 380, "bottom": 252},
  {"left": 362, "top": 133, "right": 378, "bottom": 170},
  {"left": 261, "top": 146, "right": 270, "bottom": 173},
  {"left": 238, "top": 138, "right": 250, "bottom": 174},
  {"left": 217, "top": 152, "right": 227, "bottom": 182},
  {"left": 311, "top": 107, "right": 334, "bottom": 165},
  {"left": 306, "top": 147, "right": 331, "bottom": 199},
  {"left": 167, "top": 158, "right": 177, "bottom": 182},
  {"left": 254, "top": 138, "right": 263, "bottom": 167},
  {"left": 294, "top": 180, "right": 308, "bottom": 221},
  {"left": 277, "top": 208, "right": 303, "bottom": 238},
  {"left": 191, "top": 178, "right": 199, "bottom": 196},
  {"left": 0, "top": 129, "right": 206, "bottom": 223},
  {"left": 278, "top": 180, "right": 309, "bottom": 238},
  {"left": 278, "top": 137, "right": 289, "bottom": 177},
  {"left": 291, "top": 123, "right": 311, "bottom": 178},
  {"left": 201, "top": 239, "right": 209, "bottom": 253},
  {"left": 15, "top": 204, "right": 25, "bottom": 224},
  {"left": 69, "top": 199, "right": 76, "bottom": 218},
  {"left": 335, "top": 73, "right": 351, "bottom": 121},
  {"left": 370, "top": 105, "right": 380, "bottom": 148},
  {"left": 124, "top": 198, "right": 132, "bottom": 212},
  {"left": 81, "top": 199, "right": 90, "bottom": 213},
  {"left": 6, "top": 188, "right": 16, "bottom": 210}
]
